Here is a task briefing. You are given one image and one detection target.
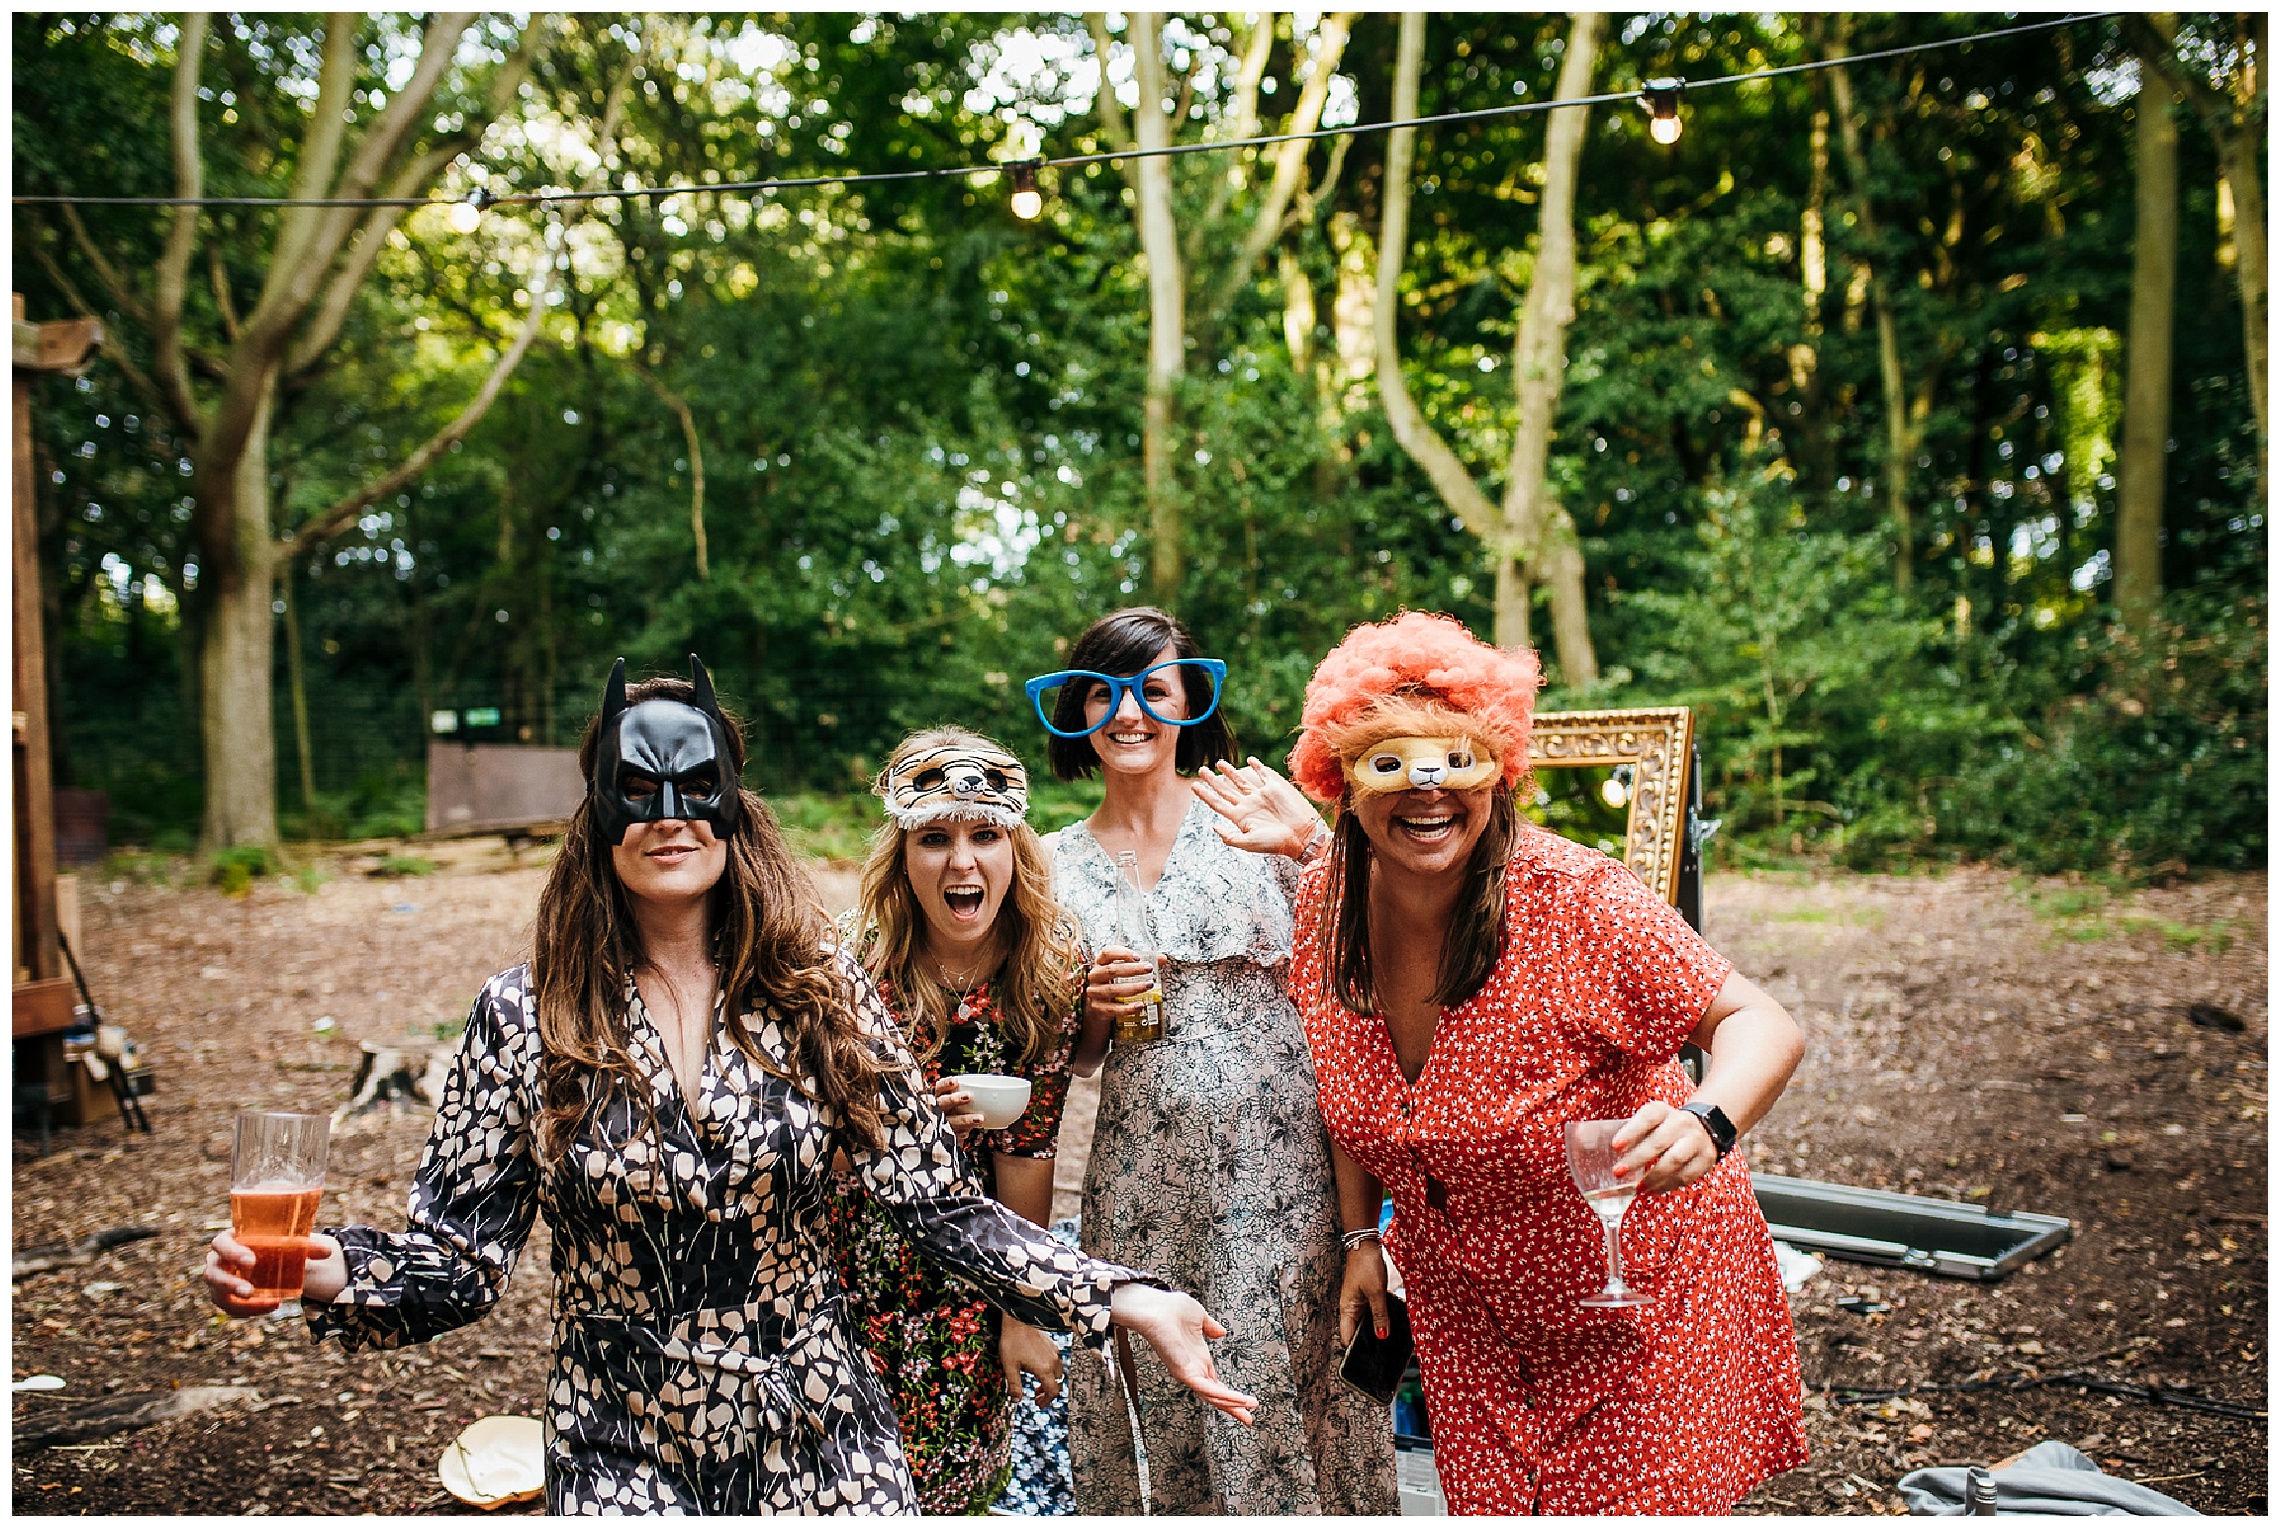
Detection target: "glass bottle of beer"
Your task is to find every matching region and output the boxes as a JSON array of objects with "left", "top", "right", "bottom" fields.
[
  {"left": 1966, "top": 1467, "right": 1997, "bottom": 1515},
  {"left": 1112, "top": 850, "right": 1165, "bottom": 1045}
]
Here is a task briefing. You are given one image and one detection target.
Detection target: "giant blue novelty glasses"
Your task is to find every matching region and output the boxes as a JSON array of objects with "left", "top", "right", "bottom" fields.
[{"left": 1025, "top": 658, "right": 1228, "bottom": 739}]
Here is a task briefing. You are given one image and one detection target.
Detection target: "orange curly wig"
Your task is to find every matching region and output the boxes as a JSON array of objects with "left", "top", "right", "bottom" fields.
[{"left": 1289, "top": 610, "right": 1542, "bottom": 803}]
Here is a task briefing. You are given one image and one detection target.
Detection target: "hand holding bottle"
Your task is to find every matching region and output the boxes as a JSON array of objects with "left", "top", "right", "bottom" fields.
[{"left": 1111, "top": 851, "right": 1165, "bottom": 1044}]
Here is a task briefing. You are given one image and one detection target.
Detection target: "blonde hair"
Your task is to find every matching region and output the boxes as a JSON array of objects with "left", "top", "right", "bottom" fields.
[{"left": 850, "top": 727, "right": 1084, "bottom": 1068}]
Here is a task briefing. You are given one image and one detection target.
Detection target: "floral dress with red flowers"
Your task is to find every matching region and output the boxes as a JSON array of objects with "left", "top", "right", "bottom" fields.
[
  {"left": 822, "top": 926, "right": 1084, "bottom": 1514},
  {"left": 1290, "top": 825, "right": 1808, "bottom": 1515}
]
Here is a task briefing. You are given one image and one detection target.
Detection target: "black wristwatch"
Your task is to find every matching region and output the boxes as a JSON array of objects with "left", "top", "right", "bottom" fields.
[{"left": 1680, "top": 1100, "right": 1738, "bottom": 1160}]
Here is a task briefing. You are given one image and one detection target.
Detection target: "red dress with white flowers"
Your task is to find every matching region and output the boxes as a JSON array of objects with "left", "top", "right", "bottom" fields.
[{"left": 1291, "top": 826, "right": 1807, "bottom": 1514}]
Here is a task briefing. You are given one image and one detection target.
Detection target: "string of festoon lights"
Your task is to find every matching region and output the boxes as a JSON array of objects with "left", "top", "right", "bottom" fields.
[{"left": 16, "top": 13, "right": 2112, "bottom": 224}]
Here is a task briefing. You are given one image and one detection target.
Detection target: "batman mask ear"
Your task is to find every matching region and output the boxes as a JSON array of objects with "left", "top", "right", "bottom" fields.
[
  {"left": 689, "top": 653, "right": 720, "bottom": 718},
  {"left": 601, "top": 657, "right": 629, "bottom": 731}
]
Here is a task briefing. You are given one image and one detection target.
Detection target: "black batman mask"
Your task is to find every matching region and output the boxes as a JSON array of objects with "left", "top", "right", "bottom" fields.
[{"left": 590, "top": 655, "right": 743, "bottom": 845}]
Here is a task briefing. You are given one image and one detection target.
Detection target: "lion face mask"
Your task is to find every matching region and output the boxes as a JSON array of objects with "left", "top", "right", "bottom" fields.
[{"left": 1343, "top": 735, "right": 1502, "bottom": 796}]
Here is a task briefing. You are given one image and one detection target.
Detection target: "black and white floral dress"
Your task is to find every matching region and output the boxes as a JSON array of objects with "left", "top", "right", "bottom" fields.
[{"left": 306, "top": 957, "right": 1146, "bottom": 1515}]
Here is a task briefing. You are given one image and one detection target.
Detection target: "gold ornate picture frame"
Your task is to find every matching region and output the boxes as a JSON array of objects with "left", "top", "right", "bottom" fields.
[{"left": 1526, "top": 707, "right": 1696, "bottom": 904}]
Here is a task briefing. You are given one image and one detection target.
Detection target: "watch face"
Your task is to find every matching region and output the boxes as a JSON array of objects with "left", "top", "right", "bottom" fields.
[{"left": 1688, "top": 1102, "right": 1736, "bottom": 1152}]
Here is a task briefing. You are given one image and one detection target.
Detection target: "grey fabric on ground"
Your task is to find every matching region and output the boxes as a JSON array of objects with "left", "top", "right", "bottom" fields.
[{"left": 1899, "top": 1440, "right": 2202, "bottom": 1515}]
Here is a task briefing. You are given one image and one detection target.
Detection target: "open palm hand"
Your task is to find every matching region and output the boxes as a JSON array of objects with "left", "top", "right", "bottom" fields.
[{"left": 1193, "top": 757, "right": 1324, "bottom": 861}]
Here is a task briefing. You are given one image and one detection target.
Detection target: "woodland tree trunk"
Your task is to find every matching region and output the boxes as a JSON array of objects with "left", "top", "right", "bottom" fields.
[
  {"left": 1128, "top": 13, "right": 1189, "bottom": 606},
  {"left": 1372, "top": 18, "right": 1502, "bottom": 568},
  {"left": 1090, "top": 12, "right": 1351, "bottom": 607},
  {"left": 2127, "top": 11, "right": 2266, "bottom": 502},
  {"left": 45, "top": 12, "right": 552, "bottom": 850},
  {"left": 1374, "top": 12, "right": 1599, "bottom": 680},
  {"left": 280, "top": 554, "right": 318, "bottom": 823},
  {"left": 1495, "top": 12, "right": 1601, "bottom": 681},
  {"left": 1828, "top": 24, "right": 1916, "bottom": 593},
  {"left": 2217, "top": 116, "right": 2269, "bottom": 497},
  {"left": 2115, "top": 63, "right": 2179, "bottom": 626},
  {"left": 198, "top": 376, "right": 279, "bottom": 849},
  {"left": 1788, "top": 94, "right": 1836, "bottom": 491}
]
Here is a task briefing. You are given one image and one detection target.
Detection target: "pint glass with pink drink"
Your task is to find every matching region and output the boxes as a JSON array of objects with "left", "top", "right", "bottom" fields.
[{"left": 230, "top": 1111, "right": 330, "bottom": 1308}]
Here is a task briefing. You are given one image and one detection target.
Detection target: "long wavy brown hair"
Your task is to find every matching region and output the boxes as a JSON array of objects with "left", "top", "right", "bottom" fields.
[
  {"left": 531, "top": 675, "right": 886, "bottom": 1160},
  {"left": 849, "top": 727, "right": 1083, "bottom": 1068}
]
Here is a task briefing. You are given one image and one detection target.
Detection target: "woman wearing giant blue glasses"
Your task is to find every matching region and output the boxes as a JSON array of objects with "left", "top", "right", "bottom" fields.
[{"left": 1027, "top": 607, "right": 1397, "bottom": 1516}]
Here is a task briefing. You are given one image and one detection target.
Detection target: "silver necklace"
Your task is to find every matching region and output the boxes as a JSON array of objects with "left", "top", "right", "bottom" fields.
[{"left": 928, "top": 948, "right": 992, "bottom": 1024}]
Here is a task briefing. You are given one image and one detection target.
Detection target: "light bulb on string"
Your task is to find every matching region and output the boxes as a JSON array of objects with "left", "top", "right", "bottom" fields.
[
  {"left": 1600, "top": 765, "right": 1634, "bottom": 811},
  {"left": 1640, "top": 80, "right": 1684, "bottom": 145},
  {"left": 1008, "top": 161, "right": 1043, "bottom": 221},
  {"left": 447, "top": 186, "right": 490, "bottom": 235}
]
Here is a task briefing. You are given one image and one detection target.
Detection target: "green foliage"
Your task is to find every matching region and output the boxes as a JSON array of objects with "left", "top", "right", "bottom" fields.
[
  {"left": 373, "top": 855, "right": 436, "bottom": 879},
  {"left": 209, "top": 844, "right": 284, "bottom": 896},
  {"left": 768, "top": 794, "right": 883, "bottom": 866},
  {"left": 2012, "top": 875, "right": 2241, "bottom": 953},
  {"left": 281, "top": 769, "right": 427, "bottom": 845},
  {"left": 1935, "top": 594, "right": 2268, "bottom": 874},
  {"left": 13, "top": 13, "right": 2265, "bottom": 874},
  {"left": 1615, "top": 462, "right": 1953, "bottom": 856},
  {"left": 97, "top": 848, "right": 182, "bottom": 889},
  {"left": 1026, "top": 779, "right": 1109, "bottom": 837},
  {"left": 1521, "top": 765, "right": 1633, "bottom": 861}
]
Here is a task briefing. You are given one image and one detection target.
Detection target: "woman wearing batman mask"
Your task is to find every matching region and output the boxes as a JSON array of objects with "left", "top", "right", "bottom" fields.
[{"left": 203, "top": 657, "right": 1256, "bottom": 1515}]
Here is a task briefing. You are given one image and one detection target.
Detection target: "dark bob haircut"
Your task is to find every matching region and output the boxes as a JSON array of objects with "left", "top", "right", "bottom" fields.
[{"left": 1046, "top": 607, "right": 1238, "bottom": 780}]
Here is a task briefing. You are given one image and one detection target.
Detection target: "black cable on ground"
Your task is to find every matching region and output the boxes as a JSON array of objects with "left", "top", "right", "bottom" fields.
[{"left": 1821, "top": 1371, "right": 2266, "bottom": 1422}]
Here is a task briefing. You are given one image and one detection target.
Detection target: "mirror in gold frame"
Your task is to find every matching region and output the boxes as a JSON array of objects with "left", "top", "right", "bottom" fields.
[{"left": 1524, "top": 707, "right": 1695, "bottom": 905}]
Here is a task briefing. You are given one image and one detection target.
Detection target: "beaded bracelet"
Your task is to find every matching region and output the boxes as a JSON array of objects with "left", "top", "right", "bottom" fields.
[{"left": 1340, "top": 1227, "right": 1383, "bottom": 1252}]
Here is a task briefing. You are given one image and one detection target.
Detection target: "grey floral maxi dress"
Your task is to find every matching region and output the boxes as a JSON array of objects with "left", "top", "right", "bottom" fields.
[
  {"left": 305, "top": 958, "right": 1147, "bottom": 1515},
  {"left": 1050, "top": 800, "right": 1397, "bottom": 1515}
]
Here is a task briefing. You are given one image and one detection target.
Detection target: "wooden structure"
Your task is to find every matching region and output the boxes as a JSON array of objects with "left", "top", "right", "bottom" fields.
[
  {"left": 14, "top": 295, "right": 107, "bottom": 1123},
  {"left": 424, "top": 740, "right": 583, "bottom": 838}
]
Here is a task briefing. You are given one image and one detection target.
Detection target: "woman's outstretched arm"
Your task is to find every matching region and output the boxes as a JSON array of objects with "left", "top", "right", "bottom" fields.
[
  {"left": 206, "top": 972, "right": 544, "bottom": 1350},
  {"left": 1616, "top": 970, "right": 1805, "bottom": 1194}
]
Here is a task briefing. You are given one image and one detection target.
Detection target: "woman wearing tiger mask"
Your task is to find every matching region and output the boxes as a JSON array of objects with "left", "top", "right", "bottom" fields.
[{"left": 822, "top": 726, "right": 1094, "bottom": 1512}]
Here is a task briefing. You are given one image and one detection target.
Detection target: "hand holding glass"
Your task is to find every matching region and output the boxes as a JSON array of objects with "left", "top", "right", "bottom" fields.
[
  {"left": 228, "top": 1110, "right": 329, "bottom": 1310},
  {"left": 1565, "top": 1118, "right": 1652, "bottom": 1308}
]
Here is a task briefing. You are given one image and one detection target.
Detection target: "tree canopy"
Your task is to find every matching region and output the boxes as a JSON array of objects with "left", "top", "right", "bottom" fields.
[{"left": 15, "top": 11, "right": 2266, "bottom": 873}]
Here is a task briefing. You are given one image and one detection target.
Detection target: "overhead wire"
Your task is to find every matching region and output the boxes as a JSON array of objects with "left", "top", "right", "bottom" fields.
[{"left": 13, "top": 12, "right": 2116, "bottom": 212}]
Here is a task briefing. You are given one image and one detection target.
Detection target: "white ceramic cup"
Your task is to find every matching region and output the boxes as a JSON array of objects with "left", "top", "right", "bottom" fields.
[{"left": 951, "top": 1073, "right": 1033, "bottom": 1131}]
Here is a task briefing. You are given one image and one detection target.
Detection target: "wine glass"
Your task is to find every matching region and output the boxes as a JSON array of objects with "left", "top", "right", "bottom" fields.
[{"left": 1564, "top": 1118, "right": 1651, "bottom": 1309}]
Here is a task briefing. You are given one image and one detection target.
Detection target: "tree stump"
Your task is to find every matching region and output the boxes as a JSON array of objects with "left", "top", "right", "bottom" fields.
[{"left": 335, "top": 1042, "right": 448, "bottom": 1125}]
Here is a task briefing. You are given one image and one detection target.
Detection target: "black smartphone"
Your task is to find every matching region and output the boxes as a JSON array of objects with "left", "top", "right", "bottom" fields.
[{"left": 1339, "top": 1292, "right": 1414, "bottom": 1407}]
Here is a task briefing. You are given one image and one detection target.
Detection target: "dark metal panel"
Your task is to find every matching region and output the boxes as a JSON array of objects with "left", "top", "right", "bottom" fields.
[{"left": 1753, "top": 1172, "right": 2073, "bottom": 1281}]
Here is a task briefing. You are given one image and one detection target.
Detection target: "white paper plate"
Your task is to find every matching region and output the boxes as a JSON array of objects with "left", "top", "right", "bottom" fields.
[{"left": 438, "top": 1414, "right": 544, "bottom": 1508}]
